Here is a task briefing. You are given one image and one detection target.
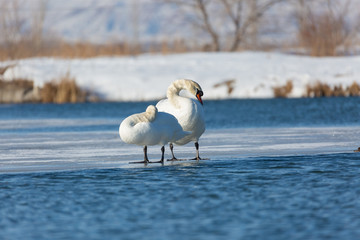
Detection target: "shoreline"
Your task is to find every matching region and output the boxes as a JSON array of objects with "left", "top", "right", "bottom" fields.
[{"left": 2, "top": 52, "right": 360, "bottom": 102}]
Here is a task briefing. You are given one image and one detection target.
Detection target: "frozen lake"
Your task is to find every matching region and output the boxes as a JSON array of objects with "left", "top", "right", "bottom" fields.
[
  {"left": 1, "top": 126, "right": 359, "bottom": 173},
  {"left": 1, "top": 98, "right": 360, "bottom": 239},
  {"left": 1, "top": 98, "right": 360, "bottom": 173}
]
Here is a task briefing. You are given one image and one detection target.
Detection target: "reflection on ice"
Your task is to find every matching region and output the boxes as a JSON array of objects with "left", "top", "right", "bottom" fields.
[{"left": 1, "top": 126, "right": 359, "bottom": 173}]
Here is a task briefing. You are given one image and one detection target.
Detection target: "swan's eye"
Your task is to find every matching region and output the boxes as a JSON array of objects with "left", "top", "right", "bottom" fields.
[{"left": 196, "top": 89, "right": 203, "bottom": 96}]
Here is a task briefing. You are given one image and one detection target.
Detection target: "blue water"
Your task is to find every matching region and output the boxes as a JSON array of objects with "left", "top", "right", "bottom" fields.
[
  {"left": 2, "top": 97, "right": 360, "bottom": 132},
  {"left": 1, "top": 98, "right": 360, "bottom": 240}
]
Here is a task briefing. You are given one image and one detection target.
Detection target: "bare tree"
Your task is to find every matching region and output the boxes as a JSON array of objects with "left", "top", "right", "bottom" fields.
[
  {"left": 295, "top": 0, "right": 354, "bottom": 56},
  {"left": 162, "top": 0, "right": 282, "bottom": 51},
  {"left": 0, "top": 0, "right": 48, "bottom": 58},
  {"left": 164, "top": 0, "right": 221, "bottom": 51},
  {"left": 31, "top": 0, "right": 47, "bottom": 54},
  {"left": 0, "top": 0, "right": 24, "bottom": 58},
  {"left": 196, "top": 0, "right": 221, "bottom": 51},
  {"left": 248, "top": 0, "right": 258, "bottom": 48},
  {"left": 220, "top": 0, "right": 281, "bottom": 51},
  {"left": 130, "top": 0, "right": 140, "bottom": 55}
]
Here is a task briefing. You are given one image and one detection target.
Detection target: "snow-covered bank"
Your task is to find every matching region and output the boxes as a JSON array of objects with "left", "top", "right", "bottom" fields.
[{"left": 2, "top": 52, "right": 360, "bottom": 101}]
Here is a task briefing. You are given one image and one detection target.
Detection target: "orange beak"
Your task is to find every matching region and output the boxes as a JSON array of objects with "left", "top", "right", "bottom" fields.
[{"left": 196, "top": 90, "right": 203, "bottom": 105}]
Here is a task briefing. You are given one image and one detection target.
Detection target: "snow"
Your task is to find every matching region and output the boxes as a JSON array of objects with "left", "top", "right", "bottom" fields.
[{"left": 2, "top": 52, "right": 360, "bottom": 101}]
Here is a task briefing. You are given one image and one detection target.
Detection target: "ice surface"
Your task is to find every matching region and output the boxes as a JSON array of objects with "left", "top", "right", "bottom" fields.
[
  {"left": 1, "top": 126, "right": 359, "bottom": 174},
  {"left": 2, "top": 52, "right": 360, "bottom": 101}
]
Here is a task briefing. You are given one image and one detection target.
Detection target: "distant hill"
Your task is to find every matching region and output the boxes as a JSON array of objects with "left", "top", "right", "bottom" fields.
[
  {"left": 0, "top": 0, "right": 359, "bottom": 47},
  {"left": 14, "top": 0, "right": 195, "bottom": 43}
]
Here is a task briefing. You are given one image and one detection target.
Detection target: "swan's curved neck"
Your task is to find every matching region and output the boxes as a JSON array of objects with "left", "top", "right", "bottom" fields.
[{"left": 167, "top": 80, "right": 188, "bottom": 108}]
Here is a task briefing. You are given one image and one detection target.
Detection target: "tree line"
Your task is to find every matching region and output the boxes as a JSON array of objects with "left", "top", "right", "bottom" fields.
[{"left": 0, "top": 0, "right": 359, "bottom": 59}]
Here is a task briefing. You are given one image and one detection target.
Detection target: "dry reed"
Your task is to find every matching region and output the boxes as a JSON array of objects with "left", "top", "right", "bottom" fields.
[
  {"left": 0, "top": 38, "right": 200, "bottom": 60},
  {"left": 273, "top": 80, "right": 293, "bottom": 98},
  {"left": 213, "top": 79, "right": 236, "bottom": 96},
  {"left": 305, "top": 81, "right": 360, "bottom": 97},
  {"left": 0, "top": 72, "right": 95, "bottom": 103},
  {"left": 41, "top": 73, "right": 88, "bottom": 103},
  {"left": 298, "top": 12, "right": 350, "bottom": 57}
]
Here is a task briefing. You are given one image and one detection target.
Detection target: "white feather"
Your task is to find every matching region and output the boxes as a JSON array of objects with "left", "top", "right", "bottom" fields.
[
  {"left": 156, "top": 79, "right": 205, "bottom": 146},
  {"left": 119, "top": 105, "right": 189, "bottom": 147}
]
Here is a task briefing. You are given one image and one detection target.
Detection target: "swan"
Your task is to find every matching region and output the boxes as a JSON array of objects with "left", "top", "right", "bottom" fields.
[
  {"left": 119, "top": 105, "right": 189, "bottom": 164},
  {"left": 156, "top": 79, "right": 205, "bottom": 160}
]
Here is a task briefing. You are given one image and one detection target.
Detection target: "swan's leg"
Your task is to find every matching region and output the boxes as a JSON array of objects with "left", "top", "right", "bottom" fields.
[
  {"left": 144, "top": 146, "right": 150, "bottom": 163},
  {"left": 194, "top": 142, "right": 201, "bottom": 160},
  {"left": 189, "top": 142, "right": 203, "bottom": 160},
  {"left": 167, "top": 143, "right": 186, "bottom": 161},
  {"left": 160, "top": 146, "right": 165, "bottom": 163},
  {"left": 150, "top": 146, "right": 165, "bottom": 164},
  {"left": 129, "top": 145, "right": 149, "bottom": 164},
  {"left": 190, "top": 142, "right": 209, "bottom": 160},
  {"left": 168, "top": 143, "right": 178, "bottom": 161}
]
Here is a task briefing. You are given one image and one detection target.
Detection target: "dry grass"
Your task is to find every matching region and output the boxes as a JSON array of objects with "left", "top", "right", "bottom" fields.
[
  {"left": 305, "top": 82, "right": 332, "bottom": 97},
  {"left": 41, "top": 81, "right": 57, "bottom": 103},
  {"left": 272, "top": 80, "right": 360, "bottom": 98},
  {"left": 348, "top": 81, "right": 360, "bottom": 96},
  {"left": 0, "top": 72, "right": 96, "bottom": 103},
  {"left": 0, "top": 40, "right": 133, "bottom": 60},
  {"left": 0, "top": 33, "right": 357, "bottom": 60},
  {"left": 0, "top": 78, "right": 33, "bottom": 88},
  {"left": 213, "top": 79, "right": 236, "bottom": 96},
  {"left": 305, "top": 81, "right": 360, "bottom": 97},
  {"left": 297, "top": 10, "right": 350, "bottom": 57},
  {"left": 41, "top": 73, "right": 88, "bottom": 103},
  {"left": 273, "top": 80, "right": 293, "bottom": 98},
  {"left": 0, "top": 38, "right": 200, "bottom": 60}
]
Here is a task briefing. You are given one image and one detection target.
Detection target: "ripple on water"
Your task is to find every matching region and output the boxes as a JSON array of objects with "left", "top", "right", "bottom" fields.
[{"left": 1, "top": 154, "right": 360, "bottom": 240}]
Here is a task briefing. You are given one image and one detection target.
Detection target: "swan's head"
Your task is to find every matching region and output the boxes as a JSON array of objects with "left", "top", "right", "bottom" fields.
[
  {"left": 145, "top": 105, "right": 157, "bottom": 122},
  {"left": 195, "top": 88, "right": 203, "bottom": 105},
  {"left": 184, "top": 79, "right": 203, "bottom": 105}
]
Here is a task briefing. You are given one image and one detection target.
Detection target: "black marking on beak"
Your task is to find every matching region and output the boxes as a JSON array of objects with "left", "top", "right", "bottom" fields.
[{"left": 196, "top": 89, "right": 203, "bottom": 105}]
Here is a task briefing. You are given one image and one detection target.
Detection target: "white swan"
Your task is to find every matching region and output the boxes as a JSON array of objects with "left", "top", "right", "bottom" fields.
[
  {"left": 119, "top": 105, "right": 189, "bottom": 164},
  {"left": 156, "top": 79, "right": 205, "bottom": 160}
]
